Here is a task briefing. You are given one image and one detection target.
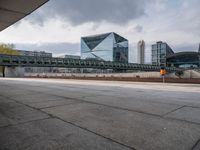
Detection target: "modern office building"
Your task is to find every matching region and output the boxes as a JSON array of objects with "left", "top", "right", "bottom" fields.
[
  {"left": 198, "top": 43, "right": 200, "bottom": 53},
  {"left": 16, "top": 50, "right": 52, "bottom": 57},
  {"left": 166, "top": 51, "right": 200, "bottom": 68},
  {"left": 81, "top": 32, "right": 128, "bottom": 63},
  {"left": 137, "top": 40, "right": 145, "bottom": 64},
  {"left": 151, "top": 41, "right": 174, "bottom": 66}
]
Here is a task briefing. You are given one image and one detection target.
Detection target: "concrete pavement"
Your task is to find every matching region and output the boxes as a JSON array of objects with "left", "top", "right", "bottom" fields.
[{"left": 0, "top": 78, "right": 200, "bottom": 150}]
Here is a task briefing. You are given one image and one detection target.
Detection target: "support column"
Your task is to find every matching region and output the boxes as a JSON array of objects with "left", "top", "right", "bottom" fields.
[{"left": 5, "top": 67, "right": 24, "bottom": 77}]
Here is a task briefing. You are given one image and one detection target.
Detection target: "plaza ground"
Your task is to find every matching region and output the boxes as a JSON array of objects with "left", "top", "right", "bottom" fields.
[{"left": 0, "top": 78, "right": 200, "bottom": 150}]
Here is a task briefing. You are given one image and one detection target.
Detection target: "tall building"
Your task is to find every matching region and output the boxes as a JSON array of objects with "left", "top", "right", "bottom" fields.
[
  {"left": 198, "top": 43, "right": 200, "bottom": 53},
  {"left": 81, "top": 32, "right": 128, "bottom": 63},
  {"left": 137, "top": 40, "right": 145, "bottom": 64},
  {"left": 151, "top": 41, "right": 174, "bottom": 66}
]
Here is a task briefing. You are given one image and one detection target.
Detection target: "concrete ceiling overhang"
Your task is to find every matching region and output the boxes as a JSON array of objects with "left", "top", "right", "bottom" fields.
[{"left": 0, "top": 0, "right": 49, "bottom": 32}]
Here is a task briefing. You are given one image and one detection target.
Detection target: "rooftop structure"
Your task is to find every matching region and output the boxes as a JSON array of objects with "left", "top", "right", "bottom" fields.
[
  {"left": 64, "top": 55, "right": 80, "bottom": 59},
  {"left": 16, "top": 50, "right": 52, "bottom": 57}
]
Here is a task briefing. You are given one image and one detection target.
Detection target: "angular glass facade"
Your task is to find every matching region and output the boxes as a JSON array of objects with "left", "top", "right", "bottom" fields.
[
  {"left": 151, "top": 41, "right": 174, "bottom": 66},
  {"left": 81, "top": 32, "right": 128, "bottom": 63}
]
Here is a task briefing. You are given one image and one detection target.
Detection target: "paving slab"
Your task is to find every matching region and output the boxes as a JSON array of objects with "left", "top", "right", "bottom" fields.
[
  {"left": 193, "top": 140, "right": 200, "bottom": 150},
  {"left": 26, "top": 99, "right": 81, "bottom": 109},
  {"left": 0, "top": 113, "right": 11, "bottom": 127},
  {"left": 11, "top": 80, "right": 200, "bottom": 109},
  {"left": 0, "top": 88, "right": 36, "bottom": 97},
  {"left": 8, "top": 93, "right": 71, "bottom": 103},
  {"left": 0, "top": 118, "right": 131, "bottom": 150},
  {"left": 165, "top": 106, "right": 200, "bottom": 124},
  {"left": 13, "top": 85, "right": 183, "bottom": 116},
  {"left": 4, "top": 79, "right": 200, "bottom": 107},
  {"left": 28, "top": 87, "right": 102, "bottom": 99},
  {"left": 0, "top": 101, "right": 49, "bottom": 127},
  {"left": 83, "top": 95, "right": 182, "bottom": 116},
  {"left": 46, "top": 87, "right": 200, "bottom": 108},
  {"left": 1, "top": 78, "right": 200, "bottom": 150},
  {"left": 43, "top": 102, "right": 200, "bottom": 150}
]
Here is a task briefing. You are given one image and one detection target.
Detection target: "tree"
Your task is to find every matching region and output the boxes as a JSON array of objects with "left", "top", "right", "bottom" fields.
[{"left": 0, "top": 43, "right": 19, "bottom": 77}]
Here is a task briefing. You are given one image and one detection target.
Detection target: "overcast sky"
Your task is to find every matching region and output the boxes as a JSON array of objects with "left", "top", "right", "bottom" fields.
[{"left": 0, "top": 0, "right": 199, "bottom": 63}]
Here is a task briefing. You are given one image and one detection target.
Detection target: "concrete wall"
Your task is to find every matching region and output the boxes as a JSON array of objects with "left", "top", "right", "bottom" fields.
[
  {"left": 164, "top": 70, "right": 200, "bottom": 79},
  {"left": 5, "top": 67, "right": 24, "bottom": 77},
  {"left": 1, "top": 68, "right": 199, "bottom": 79},
  {"left": 24, "top": 70, "right": 200, "bottom": 79},
  {"left": 180, "top": 70, "right": 200, "bottom": 78},
  {"left": 25, "top": 71, "right": 162, "bottom": 78}
]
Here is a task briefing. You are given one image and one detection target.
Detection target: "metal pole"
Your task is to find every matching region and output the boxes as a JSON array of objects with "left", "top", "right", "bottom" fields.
[
  {"left": 163, "top": 75, "right": 165, "bottom": 83},
  {"left": 2, "top": 66, "right": 5, "bottom": 77}
]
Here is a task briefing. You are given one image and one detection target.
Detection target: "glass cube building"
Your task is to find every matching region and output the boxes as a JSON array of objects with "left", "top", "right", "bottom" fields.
[
  {"left": 152, "top": 41, "right": 174, "bottom": 66},
  {"left": 81, "top": 32, "right": 128, "bottom": 63}
]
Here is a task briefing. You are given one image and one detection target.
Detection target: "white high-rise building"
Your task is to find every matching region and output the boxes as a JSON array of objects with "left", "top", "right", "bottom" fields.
[{"left": 137, "top": 40, "right": 145, "bottom": 64}]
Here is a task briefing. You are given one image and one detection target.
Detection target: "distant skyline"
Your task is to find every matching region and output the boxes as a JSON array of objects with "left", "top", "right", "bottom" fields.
[{"left": 0, "top": 0, "right": 199, "bottom": 63}]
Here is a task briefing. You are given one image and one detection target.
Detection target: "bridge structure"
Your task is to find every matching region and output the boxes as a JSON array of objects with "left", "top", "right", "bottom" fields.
[{"left": 0, "top": 54, "right": 178, "bottom": 72}]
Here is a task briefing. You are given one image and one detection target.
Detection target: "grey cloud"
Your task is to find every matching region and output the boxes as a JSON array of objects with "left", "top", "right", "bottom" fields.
[
  {"left": 26, "top": 0, "right": 150, "bottom": 25},
  {"left": 15, "top": 42, "right": 80, "bottom": 56},
  {"left": 134, "top": 25, "right": 143, "bottom": 33},
  {"left": 27, "top": 14, "right": 45, "bottom": 26},
  {"left": 165, "top": 0, "right": 200, "bottom": 36},
  {"left": 175, "top": 44, "right": 199, "bottom": 52}
]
